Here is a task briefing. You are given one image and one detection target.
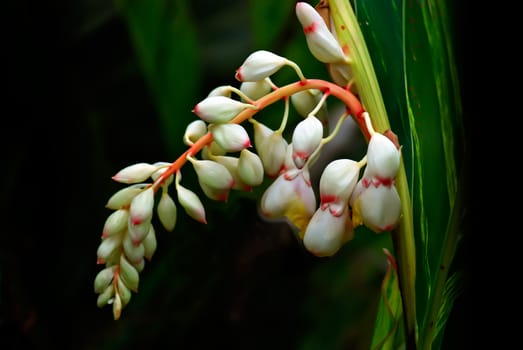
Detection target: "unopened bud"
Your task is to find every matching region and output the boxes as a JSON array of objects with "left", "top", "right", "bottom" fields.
[
  {"left": 208, "top": 85, "right": 232, "bottom": 97},
  {"left": 319, "top": 159, "right": 360, "bottom": 206},
  {"left": 96, "top": 284, "right": 114, "bottom": 308},
  {"left": 129, "top": 188, "right": 154, "bottom": 226},
  {"left": 193, "top": 96, "right": 255, "bottom": 124},
  {"left": 105, "top": 185, "right": 145, "bottom": 210},
  {"left": 351, "top": 183, "right": 401, "bottom": 233},
  {"left": 117, "top": 277, "right": 132, "bottom": 307},
  {"left": 235, "top": 50, "right": 288, "bottom": 82},
  {"left": 295, "top": 2, "right": 347, "bottom": 64},
  {"left": 290, "top": 89, "right": 328, "bottom": 121},
  {"left": 97, "top": 234, "right": 123, "bottom": 263},
  {"left": 112, "top": 163, "right": 158, "bottom": 184},
  {"left": 238, "top": 149, "right": 264, "bottom": 187},
  {"left": 119, "top": 254, "right": 139, "bottom": 292},
  {"left": 184, "top": 120, "right": 208, "bottom": 146},
  {"left": 122, "top": 232, "right": 145, "bottom": 264},
  {"left": 191, "top": 159, "right": 234, "bottom": 193},
  {"left": 176, "top": 180, "right": 207, "bottom": 224},
  {"left": 292, "top": 116, "right": 323, "bottom": 168},
  {"left": 303, "top": 206, "right": 352, "bottom": 257},
  {"left": 240, "top": 80, "right": 272, "bottom": 101},
  {"left": 142, "top": 225, "right": 157, "bottom": 260},
  {"left": 102, "top": 209, "right": 129, "bottom": 238},
  {"left": 151, "top": 162, "right": 174, "bottom": 187},
  {"left": 366, "top": 133, "right": 401, "bottom": 181},
  {"left": 209, "top": 123, "right": 251, "bottom": 153},
  {"left": 157, "top": 191, "right": 177, "bottom": 232},
  {"left": 253, "top": 121, "right": 288, "bottom": 177},
  {"left": 211, "top": 155, "right": 251, "bottom": 192},
  {"left": 94, "top": 266, "right": 116, "bottom": 294}
]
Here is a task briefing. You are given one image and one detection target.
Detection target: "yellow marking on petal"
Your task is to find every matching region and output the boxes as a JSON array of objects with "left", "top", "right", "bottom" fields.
[{"left": 283, "top": 201, "right": 312, "bottom": 239}]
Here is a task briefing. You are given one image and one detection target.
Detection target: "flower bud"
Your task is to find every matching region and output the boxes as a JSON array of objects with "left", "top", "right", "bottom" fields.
[
  {"left": 119, "top": 254, "right": 139, "bottom": 292},
  {"left": 211, "top": 155, "right": 251, "bottom": 192},
  {"left": 112, "top": 291, "right": 122, "bottom": 320},
  {"left": 102, "top": 209, "right": 129, "bottom": 238},
  {"left": 238, "top": 149, "right": 264, "bottom": 187},
  {"left": 199, "top": 181, "right": 232, "bottom": 202},
  {"left": 366, "top": 133, "right": 401, "bottom": 181},
  {"left": 97, "top": 234, "right": 123, "bottom": 263},
  {"left": 351, "top": 183, "right": 401, "bottom": 233},
  {"left": 209, "top": 123, "right": 251, "bottom": 153},
  {"left": 97, "top": 284, "right": 114, "bottom": 308},
  {"left": 150, "top": 162, "right": 174, "bottom": 187},
  {"left": 253, "top": 121, "right": 287, "bottom": 177},
  {"left": 290, "top": 89, "right": 328, "bottom": 122},
  {"left": 94, "top": 266, "right": 116, "bottom": 294},
  {"left": 157, "top": 191, "right": 177, "bottom": 232},
  {"left": 112, "top": 163, "right": 158, "bottom": 184},
  {"left": 123, "top": 232, "right": 145, "bottom": 264},
  {"left": 128, "top": 219, "right": 151, "bottom": 245},
  {"left": 291, "top": 116, "right": 323, "bottom": 168},
  {"left": 176, "top": 181, "right": 207, "bottom": 224},
  {"left": 208, "top": 85, "right": 232, "bottom": 97},
  {"left": 132, "top": 258, "right": 145, "bottom": 273},
  {"left": 328, "top": 62, "right": 353, "bottom": 89},
  {"left": 129, "top": 188, "right": 154, "bottom": 226},
  {"left": 295, "top": 2, "right": 347, "bottom": 64},
  {"left": 319, "top": 159, "right": 360, "bottom": 206},
  {"left": 142, "top": 225, "right": 157, "bottom": 261},
  {"left": 191, "top": 159, "right": 234, "bottom": 192},
  {"left": 184, "top": 120, "right": 208, "bottom": 146},
  {"left": 235, "top": 50, "right": 288, "bottom": 82},
  {"left": 105, "top": 185, "right": 145, "bottom": 210},
  {"left": 117, "top": 277, "right": 132, "bottom": 308},
  {"left": 303, "top": 206, "right": 352, "bottom": 257},
  {"left": 193, "top": 96, "right": 255, "bottom": 124},
  {"left": 240, "top": 80, "right": 272, "bottom": 101}
]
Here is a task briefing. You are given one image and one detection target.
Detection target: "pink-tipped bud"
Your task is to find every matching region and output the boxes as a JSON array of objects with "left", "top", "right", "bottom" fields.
[
  {"left": 238, "top": 149, "right": 264, "bottom": 187},
  {"left": 319, "top": 159, "right": 360, "bottom": 206},
  {"left": 128, "top": 219, "right": 151, "bottom": 245},
  {"left": 303, "top": 206, "right": 353, "bottom": 257},
  {"left": 142, "top": 225, "right": 157, "bottom": 261},
  {"left": 129, "top": 188, "right": 154, "bottom": 226},
  {"left": 193, "top": 96, "right": 255, "bottom": 124},
  {"left": 119, "top": 254, "right": 139, "bottom": 292},
  {"left": 291, "top": 116, "right": 323, "bottom": 168},
  {"left": 105, "top": 185, "right": 145, "bottom": 210},
  {"left": 351, "top": 183, "right": 401, "bottom": 233},
  {"left": 112, "top": 163, "right": 158, "bottom": 184},
  {"left": 253, "top": 121, "right": 287, "bottom": 177},
  {"left": 240, "top": 80, "right": 272, "bottom": 101},
  {"left": 123, "top": 231, "right": 145, "bottom": 264},
  {"left": 199, "top": 181, "right": 232, "bottom": 202},
  {"left": 184, "top": 120, "right": 208, "bottom": 146},
  {"left": 295, "top": 2, "right": 347, "bottom": 64},
  {"left": 94, "top": 266, "right": 116, "bottom": 293},
  {"left": 176, "top": 182, "right": 207, "bottom": 224},
  {"left": 102, "top": 209, "right": 129, "bottom": 238},
  {"left": 366, "top": 133, "right": 401, "bottom": 181},
  {"left": 157, "top": 191, "right": 177, "bottom": 232},
  {"left": 235, "top": 50, "right": 288, "bottom": 82},
  {"left": 209, "top": 123, "right": 251, "bottom": 153}
]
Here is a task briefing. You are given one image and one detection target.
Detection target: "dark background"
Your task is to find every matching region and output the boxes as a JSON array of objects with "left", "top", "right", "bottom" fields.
[{"left": 1, "top": 1, "right": 469, "bottom": 349}]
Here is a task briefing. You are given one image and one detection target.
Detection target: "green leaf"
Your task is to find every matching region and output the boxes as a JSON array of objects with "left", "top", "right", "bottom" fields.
[
  {"left": 116, "top": 0, "right": 202, "bottom": 157},
  {"left": 370, "top": 249, "right": 403, "bottom": 350}
]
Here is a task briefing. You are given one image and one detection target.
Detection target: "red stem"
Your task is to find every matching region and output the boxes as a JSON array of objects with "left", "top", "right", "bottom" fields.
[{"left": 155, "top": 79, "right": 366, "bottom": 188}]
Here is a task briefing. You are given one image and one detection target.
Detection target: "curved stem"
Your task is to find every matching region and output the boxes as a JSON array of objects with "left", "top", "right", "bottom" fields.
[{"left": 155, "top": 79, "right": 366, "bottom": 188}]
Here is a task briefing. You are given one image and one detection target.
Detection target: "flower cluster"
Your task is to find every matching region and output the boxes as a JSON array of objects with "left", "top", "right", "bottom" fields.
[{"left": 94, "top": 1, "right": 402, "bottom": 319}]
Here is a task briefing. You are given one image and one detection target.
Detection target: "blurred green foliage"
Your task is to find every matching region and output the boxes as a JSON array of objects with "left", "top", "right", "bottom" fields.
[{"left": 1, "top": 0, "right": 466, "bottom": 349}]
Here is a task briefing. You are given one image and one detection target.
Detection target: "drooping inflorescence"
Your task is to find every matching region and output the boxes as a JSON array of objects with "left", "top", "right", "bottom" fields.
[{"left": 94, "top": 1, "right": 403, "bottom": 319}]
